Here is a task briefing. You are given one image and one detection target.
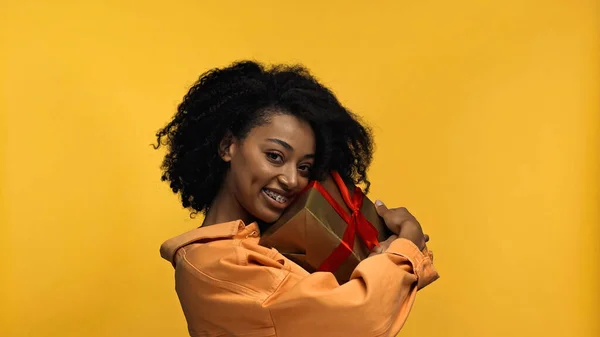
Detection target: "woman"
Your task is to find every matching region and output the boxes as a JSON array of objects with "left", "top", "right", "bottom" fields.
[{"left": 156, "top": 61, "right": 439, "bottom": 337}]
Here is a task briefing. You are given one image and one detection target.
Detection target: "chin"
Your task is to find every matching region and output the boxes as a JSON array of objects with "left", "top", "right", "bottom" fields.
[{"left": 254, "top": 209, "right": 283, "bottom": 225}]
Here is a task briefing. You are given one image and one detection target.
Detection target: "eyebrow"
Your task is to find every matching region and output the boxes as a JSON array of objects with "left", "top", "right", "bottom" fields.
[
  {"left": 267, "top": 138, "right": 293, "bottom": 150},
  {"left": 266, "top": 138, "right": 315, "bottom": 158}
]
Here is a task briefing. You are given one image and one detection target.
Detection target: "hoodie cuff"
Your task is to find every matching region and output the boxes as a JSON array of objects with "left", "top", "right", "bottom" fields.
[{"left": 386, "top": 238, "right": 440, "bottom": 290}]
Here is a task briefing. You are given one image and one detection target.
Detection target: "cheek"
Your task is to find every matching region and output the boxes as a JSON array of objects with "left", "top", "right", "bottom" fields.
[
  {"left": 232, "top": 152, "right": 272, "bottom": 191},
  {"left": 300, "top": 177, "right": 310, "bottom": 189},
  {"left": 249, "top": 160, "right": 278, "bottom": 186},
  {"left": 296, "top": 178, "right": 311, "bottom": 194}
]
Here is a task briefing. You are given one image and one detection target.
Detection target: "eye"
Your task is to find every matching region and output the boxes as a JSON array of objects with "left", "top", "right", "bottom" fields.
[
  {"left": 265, "top": 152, "right": 284, "bottom": 163},
  {"left": 298, "top": 164, "right": 312, "bottom": 175}
]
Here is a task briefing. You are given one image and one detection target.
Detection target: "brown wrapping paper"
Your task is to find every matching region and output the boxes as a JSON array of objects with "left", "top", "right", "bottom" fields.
[{"left": 259, "top": 174, "right": 392, "bottom": 284}]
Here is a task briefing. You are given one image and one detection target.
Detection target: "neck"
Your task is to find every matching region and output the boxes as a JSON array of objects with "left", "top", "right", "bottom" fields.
[{"left": 202, "top": 185, "right": 254, "bottom": 227}]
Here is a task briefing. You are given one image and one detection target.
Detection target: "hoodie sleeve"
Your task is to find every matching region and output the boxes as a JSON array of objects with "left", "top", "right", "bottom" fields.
[
  {"left": 167, "top": 222, "right": 439, "bottom": 337},
  {"left": 261, "top": 238, "right": 438, "bottom": 337}
]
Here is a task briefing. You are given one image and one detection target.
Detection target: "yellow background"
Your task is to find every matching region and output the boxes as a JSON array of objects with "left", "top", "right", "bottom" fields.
[{"left": 1, "top": 1, "right": 598, "bottom": 336}]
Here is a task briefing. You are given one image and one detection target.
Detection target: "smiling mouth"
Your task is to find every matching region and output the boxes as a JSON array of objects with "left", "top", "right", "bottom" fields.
[{"left": 262, "top": 189, "right": 289, "bottom": 204}]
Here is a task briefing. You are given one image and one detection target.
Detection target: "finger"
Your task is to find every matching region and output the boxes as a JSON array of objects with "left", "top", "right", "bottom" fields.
[
  {"left": 424, "top": 234, "right": 430, "bottom": 242},
  {"left": 370, "top": 234, "right": 397, "bottom": 256},
  {"left": 370, "top": 245, "right": 383, "bottom": 254},
  {"left": 394, "top": 207, "right": 414, "bottom": 220},
  {"left": 374, "top": 200, "right": 389, "bottom": 217},
  {"left": 381, "top": 234, "right": 398, "bottom": 244},
  {"left": 369, "top": 244, "right": 384, "bottom": 257},
  {"left": 378, "top": 234, "right": 398, "bottom": 252},
  {"left": 374, "top": 235, "right": 395, "bottom": 250}
]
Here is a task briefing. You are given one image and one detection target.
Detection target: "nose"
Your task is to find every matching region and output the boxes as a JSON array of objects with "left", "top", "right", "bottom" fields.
[{"left": 277, "top": 165, "right": 299, "bottom": 191}]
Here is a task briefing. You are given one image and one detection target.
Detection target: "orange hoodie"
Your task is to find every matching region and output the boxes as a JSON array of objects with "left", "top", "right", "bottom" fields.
[{"left": 160, "top": 220, "right": 439, "bottom": 337}]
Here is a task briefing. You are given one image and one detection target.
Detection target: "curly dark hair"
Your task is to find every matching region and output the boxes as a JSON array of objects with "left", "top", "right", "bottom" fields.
[{"left": 155, "top": 60, "right": 374, "bottom": 215}]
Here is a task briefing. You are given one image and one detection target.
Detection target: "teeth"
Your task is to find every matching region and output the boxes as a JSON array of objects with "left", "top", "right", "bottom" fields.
[{"left": 264, "top": 189, "right": 288, "bottom": 203}]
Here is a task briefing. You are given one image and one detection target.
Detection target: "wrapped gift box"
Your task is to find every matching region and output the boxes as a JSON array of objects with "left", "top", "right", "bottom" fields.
[{"left": 259, "top": 171, "right": 392, "bottom": 284}]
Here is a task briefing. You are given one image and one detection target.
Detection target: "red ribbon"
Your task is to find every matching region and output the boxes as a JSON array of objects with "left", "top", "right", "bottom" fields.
[{"left": 304, "top": 171, "right": 381, "bottom": 273}]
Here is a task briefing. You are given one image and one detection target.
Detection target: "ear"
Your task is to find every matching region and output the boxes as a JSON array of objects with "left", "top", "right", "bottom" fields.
[{"left": 219, "top": 132, "right": 237, "bottom": 162}]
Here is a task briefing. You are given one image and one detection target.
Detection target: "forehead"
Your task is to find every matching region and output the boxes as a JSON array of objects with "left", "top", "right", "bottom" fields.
[{"left": 246, "top": 114, "right": 315, "bottom": 152}]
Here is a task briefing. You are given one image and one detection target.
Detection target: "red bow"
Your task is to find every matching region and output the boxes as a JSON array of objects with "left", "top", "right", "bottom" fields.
[{"left": 305, "top": 171, "right": 381, "bottom": 273}]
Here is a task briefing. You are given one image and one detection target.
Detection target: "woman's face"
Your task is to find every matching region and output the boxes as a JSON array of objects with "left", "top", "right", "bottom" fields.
[{"left": 221, "top": 113, "right": 316, "bottom": 223}]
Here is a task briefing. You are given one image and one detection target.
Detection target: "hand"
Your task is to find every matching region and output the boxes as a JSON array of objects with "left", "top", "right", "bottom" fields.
[
  {"left": 369, "top": 234, "right": 399, "bottom": 257},
  {"left": 374, "top": 200, "right": 429, "bottom": 250}
]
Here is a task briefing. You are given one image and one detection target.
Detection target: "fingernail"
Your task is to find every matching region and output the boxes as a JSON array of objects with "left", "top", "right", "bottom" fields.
[{"left": 375, "top": 200, "right": 383, "bottom": 206}]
